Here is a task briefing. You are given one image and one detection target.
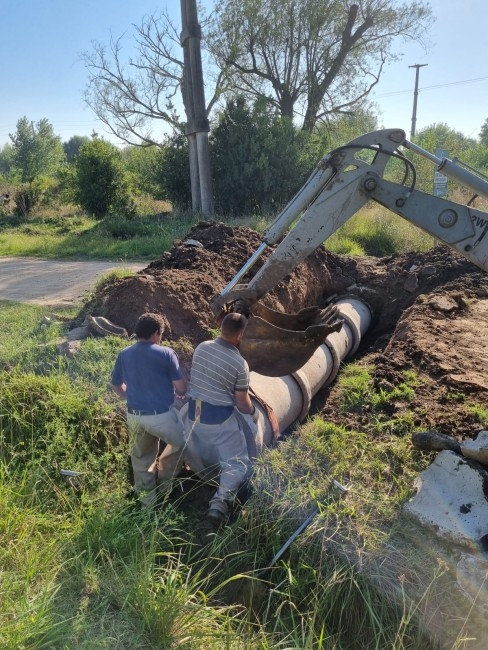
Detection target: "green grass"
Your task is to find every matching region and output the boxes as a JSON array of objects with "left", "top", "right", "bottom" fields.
[
  {"left": 0, "top": 201, "right": 434, "bottom": 261},
  {"left": 0, "top": 199, "right": 479, "bottom": 648},
  {"left": 326, "top": 206, "right": 435, "bottom": 257},
  {"left": 0, "top": 211, "right": 202, "bottom": 260},
  {"left": 467, "top": 403, "right": 488, "bottom": 425},
  {"left": 0, "top": 301, "right": 459, "bottom": 648}
]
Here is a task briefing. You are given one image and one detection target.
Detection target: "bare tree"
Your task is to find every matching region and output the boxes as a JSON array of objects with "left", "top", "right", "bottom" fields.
[
  {"left": 82, "top": 10, "right": 225, "bottom": 147},
  {"left": 82, "top": 1, "right": 432, "bottom": 143},
  {"left": 206, "top": 0, "right": 433, "bottom": 132}
]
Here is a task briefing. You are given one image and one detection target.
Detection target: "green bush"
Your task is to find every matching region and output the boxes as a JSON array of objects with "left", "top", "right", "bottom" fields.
[
  {"left": 13, "top": 177, "right": 59, "bottom": 218},
  {"left": 210, "top": 97, "right": 311, "bottom": 216},
  {"left": 74, "top": 139, "right": 135, "bottom": 218},
  {"left": 0, "top": 370, "right": 121, "bottom": 468},
  {"left": 155, "top": 131, "right": 191, "bottom": 210}
]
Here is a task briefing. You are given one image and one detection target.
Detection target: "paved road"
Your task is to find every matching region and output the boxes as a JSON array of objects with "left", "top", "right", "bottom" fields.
[{"left": 0, "top": 257, "right": 145, "bottom": 306}]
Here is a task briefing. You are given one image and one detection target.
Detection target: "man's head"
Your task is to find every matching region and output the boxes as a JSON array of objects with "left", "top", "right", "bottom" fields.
[
  {"left": 220, "top": 312, "right": 248, "bottom": 346},
  {"left": 134, "top": 312, "right": 166, "bottom": 341}
]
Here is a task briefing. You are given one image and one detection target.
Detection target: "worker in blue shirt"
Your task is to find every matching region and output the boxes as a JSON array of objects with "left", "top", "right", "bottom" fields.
[{"left": 110, "top": 312, "right": 187, "bottom": 507}]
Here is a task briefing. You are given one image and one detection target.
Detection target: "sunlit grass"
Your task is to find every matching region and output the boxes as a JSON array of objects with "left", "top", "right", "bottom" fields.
[
  {"left": 467, "top": 403, "right": 488, "bottom": 426},
  {"left": 0, "top": 253, "right": 479, "bottom": 647},
  {"left": 326, "top": 205, "right": 435, "bottom": 257},
  {"left": 0, "top": 202, "right": 436, "bottom": 261},
  {"left": 0, "top": 209, "right": 200, "bottom": 260}
]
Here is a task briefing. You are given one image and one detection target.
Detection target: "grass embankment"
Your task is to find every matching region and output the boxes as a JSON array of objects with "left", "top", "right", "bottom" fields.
[
  {"left": 0, "top": 202, "right": 433, "bottom": 260},
  {"left": 0, "top": 202, "right": 197, "bottom": 260},
  {"left": 1, "top": 300, "right": 472, "bottom": 649},
  {"left": 1, "top": 204, "right": 478, "bottom": 648}
]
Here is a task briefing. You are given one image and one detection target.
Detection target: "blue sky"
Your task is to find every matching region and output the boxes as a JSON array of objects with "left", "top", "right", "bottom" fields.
[{"left": 1, "top": 0, "right": 487, "bottom": 148}]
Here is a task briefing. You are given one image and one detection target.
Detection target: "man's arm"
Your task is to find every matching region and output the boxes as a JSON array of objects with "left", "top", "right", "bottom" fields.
[
  {"left": 234, "top": 389, "right": 254, "bottom": 415},
  {"left": 109, "top": 383, "right": 127, "bottom": 401},
  {"left": 173, "top": 378, "right": 187, "bottom": 396}
]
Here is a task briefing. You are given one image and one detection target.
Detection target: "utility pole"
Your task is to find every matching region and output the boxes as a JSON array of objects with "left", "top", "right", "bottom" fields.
[
  {"left": 180, "top": 0, "right": 214, "bottom": 216},
  {"left": 409, "top": 64, "right": 428, "bottom": 139}
]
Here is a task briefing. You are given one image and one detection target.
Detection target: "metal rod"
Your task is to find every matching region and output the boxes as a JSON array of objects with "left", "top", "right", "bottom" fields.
[
  {"left": 403, "top": 139, "right": 488, "bottom": 200},
  {"left": 403, "top": 139, "right": 441, "bottom": 164},
  {"left": 256, "top": 481, "right": 349, "bottom": 578},
  {"left": 257, "top": 507, "right": 319, "bottom": 576},
  {"left": 220, "top": 242, "right": 268, "bottom": 296}
]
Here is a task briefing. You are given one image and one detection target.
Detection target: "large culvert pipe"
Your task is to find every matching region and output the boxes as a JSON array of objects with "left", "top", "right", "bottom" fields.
[
  {"left": 182, "top": 296, "right": 372, "bottom": 473},
  {"left": 249, "top": 297, "right": 372, "bottom": 455}
]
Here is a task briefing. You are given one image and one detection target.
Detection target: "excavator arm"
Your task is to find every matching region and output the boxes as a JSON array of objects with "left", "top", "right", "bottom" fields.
[{"left": 210, "top": 128, "right": 488, "bottom": 376}]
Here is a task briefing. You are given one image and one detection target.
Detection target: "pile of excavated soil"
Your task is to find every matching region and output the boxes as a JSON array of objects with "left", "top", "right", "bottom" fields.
[{"left": 81, "top": 221, "right": 488, "bottom": 440}]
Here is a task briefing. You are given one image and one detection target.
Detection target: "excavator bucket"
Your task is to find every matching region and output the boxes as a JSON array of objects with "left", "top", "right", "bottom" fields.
[{"left": 239, "top": 303, "right": 343, "bottom": 377}]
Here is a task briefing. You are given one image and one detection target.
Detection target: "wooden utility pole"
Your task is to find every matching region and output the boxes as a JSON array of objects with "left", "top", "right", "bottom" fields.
[
  {"left": 180, "top": 0, "right": 214, "bottom": 215},
  {"left": 409, "top": 64, "right": 428, "bottom": 139}
]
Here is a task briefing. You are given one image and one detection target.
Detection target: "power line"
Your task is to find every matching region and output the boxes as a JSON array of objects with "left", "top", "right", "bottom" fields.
[{"left": 377, "top": 75, "right": 488, "bottom": 98}]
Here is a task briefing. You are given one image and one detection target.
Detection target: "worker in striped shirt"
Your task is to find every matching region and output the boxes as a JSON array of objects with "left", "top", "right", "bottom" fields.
[{"left": 185, "top": 312, "right": 258, "bottom": 527}]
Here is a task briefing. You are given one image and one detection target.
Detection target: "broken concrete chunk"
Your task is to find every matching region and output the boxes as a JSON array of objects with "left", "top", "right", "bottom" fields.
[
  {"left": 461, "top": 430, "right": 488, "bottom": 466},
  {"left": 67, "top": 326, "right": 91, "bottom": 341},
  {"left": 404, "top": 450, "right": 488, "bottom": 550},
  {"left": 183, "top": 239, "right": 204, "bottom": 248},
  {"left": 87, "top": 315, "right": 128, "bottom": 338}
]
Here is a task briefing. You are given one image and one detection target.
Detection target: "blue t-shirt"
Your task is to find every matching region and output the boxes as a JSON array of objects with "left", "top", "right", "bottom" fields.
[{"left": 111, "top": 341, "right": 183, "bottom": 412}]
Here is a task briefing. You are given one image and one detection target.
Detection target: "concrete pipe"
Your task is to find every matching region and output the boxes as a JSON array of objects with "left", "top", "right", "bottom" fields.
[
  {"left": 249, "top": 296, "right": 372, "bottom": 454},
  {"left": 182, "top": 295, "right": 372, "bottom": 473}
]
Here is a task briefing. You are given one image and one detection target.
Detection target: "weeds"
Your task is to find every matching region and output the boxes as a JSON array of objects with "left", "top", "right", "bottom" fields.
[
  {"left": 326, "top": 206, "right": 434, "bottom": 257},
  {"left": 467, "top": 403, "right": 488, "bottom": 426},
  {"left": 0, "top": 209, "right": 200, "bottom": 260},
  {"left": 0, "top": 300, "right": 473, "bottom": 649},
  {"left": 0, "top": 201, "right": 436, "bottom": 261}
]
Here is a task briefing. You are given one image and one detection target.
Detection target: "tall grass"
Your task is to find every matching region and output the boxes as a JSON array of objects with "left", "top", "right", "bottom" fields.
[
  {"left": 0, "top": 210, "right": 200, "bottom": 260},
  {"left": 0, "top": 302, "right": 460, "bottom": 648},
  {"left": 326, "top": 206, "right": 435, "bottom": 257},
  {"left": 0, "top": 201, "right": 435, "bottom": 261}
]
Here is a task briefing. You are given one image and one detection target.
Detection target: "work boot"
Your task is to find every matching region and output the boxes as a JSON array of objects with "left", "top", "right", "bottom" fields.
[
  {"left": 205, "top": 508, "right": 228, "bottom": 529},
  {"left": 205, "top": 498, "right": 232, "bottom": 529}
]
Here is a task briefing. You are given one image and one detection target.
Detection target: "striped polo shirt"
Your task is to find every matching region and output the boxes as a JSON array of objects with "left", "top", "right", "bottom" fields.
[{"left": 188, "top": 338, "right": 249, "bottom": 406}]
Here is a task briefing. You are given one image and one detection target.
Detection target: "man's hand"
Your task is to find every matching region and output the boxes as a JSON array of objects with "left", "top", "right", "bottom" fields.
[
  {"left": 240, "top": 414, "right": 258, "bottom": 434},
  {"left": 109, "top": 383, "right": 127, "bottom": 401},
  {"left": 173, "top": 393, "right": 188, "bottom": 411}
]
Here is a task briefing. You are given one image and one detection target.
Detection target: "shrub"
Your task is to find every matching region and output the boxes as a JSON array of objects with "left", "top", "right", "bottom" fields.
[{"left": 74, "top": 140, "right": 135, "bottom": 218}]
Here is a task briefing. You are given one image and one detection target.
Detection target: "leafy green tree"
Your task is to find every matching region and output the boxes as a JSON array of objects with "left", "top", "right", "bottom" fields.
[
  {"left": 7, "top": 117, "right": 65, "bottom": 216},
  {"left": 210, "top": 97, "right": 312, "bottom": 215},
  {"left": 0, "top": 143, "right": 15, "bottom": 176},
  {"left": 207, "top": 0, "right": 432, "bottom": 132},
  {"left": 155, "top": 132, "right": 191, "bottom": 209},
  {"left": 74, "top": 139, "right": 134, "bottom": 218},
  {"left": 479, "top": 118, "right": 488, "bottom": 147},
  {"left": 323, "top": 110, "right": 378, "bottom": 150},
  {"left": 82, "top": 1, "right": 431, "bottom": 143},
  {"left": 121, "top": 145, "right": 164, "bottom": 197},
  {"left": 410, "top": 123, "right": 478, "bottom": 193},
  {"left": 63, "top": 136, "right": 90, "bottom": 163},
  {"left": 9, "top": 117, "right": 65, "bottom": 182}
]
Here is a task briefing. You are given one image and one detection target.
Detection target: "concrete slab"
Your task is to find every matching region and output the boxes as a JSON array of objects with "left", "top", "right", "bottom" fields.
[{"left": 404, "top": 450, "right": 488, "bottom": 549}]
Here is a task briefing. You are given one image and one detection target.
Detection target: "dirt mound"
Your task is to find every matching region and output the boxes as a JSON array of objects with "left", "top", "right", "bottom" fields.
[
  {"left": 81, "top": 221, "right": 488, "bottom": 439},
  {"left": 84, "top": 221, "right": 340, "bottom": 343}
]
